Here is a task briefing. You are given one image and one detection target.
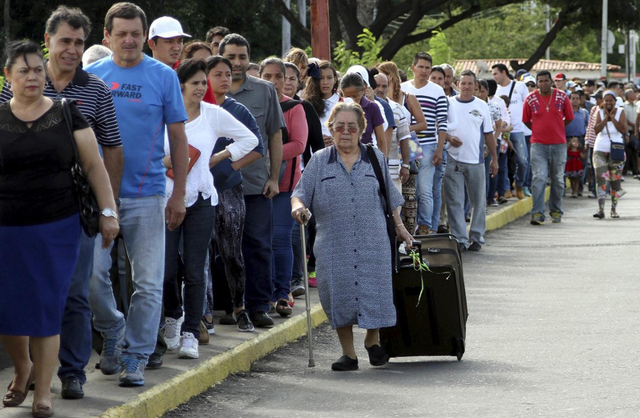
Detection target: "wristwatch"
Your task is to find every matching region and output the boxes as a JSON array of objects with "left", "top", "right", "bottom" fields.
[
  {"left": 100, "top": 208, "right": 118, "bottom": 220},
  {"left": 401, "top": 163, "right": 411, "bottom": 169}
]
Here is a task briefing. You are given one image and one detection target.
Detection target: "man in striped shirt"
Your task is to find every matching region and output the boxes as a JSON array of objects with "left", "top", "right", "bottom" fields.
[
  {"left": 401, "top": 52, "right": 448, "bottom": 235},
  {"left": 0, "top": 6, "right": 123, "bottom": 400}
]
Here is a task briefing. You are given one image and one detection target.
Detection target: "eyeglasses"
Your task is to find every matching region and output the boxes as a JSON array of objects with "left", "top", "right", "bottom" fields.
[
  {"left": 334, "top": 125, "right": 359, "bottom": 134},
  {"left": 526, "top": 83, "right": 535, "bottom": 88}
]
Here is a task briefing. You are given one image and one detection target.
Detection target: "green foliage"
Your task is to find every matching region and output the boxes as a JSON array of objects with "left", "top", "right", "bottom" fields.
[
  {"left": 332, "top": 29, "right": 383, "bottom": 73},
  {"left": 428, "top": 31, "right": 453, "bottom": 66},
  {"left": 0, "top": 76, "right": 4, "bottom": 91}
]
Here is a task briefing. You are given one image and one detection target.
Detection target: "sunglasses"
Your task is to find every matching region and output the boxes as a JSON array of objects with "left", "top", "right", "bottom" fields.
[
  {"left": 334, "top": 125, "right": 359, "bottom": 134},
  {"left": 526, "top": 83, "right": 535, "bottom": 87}
]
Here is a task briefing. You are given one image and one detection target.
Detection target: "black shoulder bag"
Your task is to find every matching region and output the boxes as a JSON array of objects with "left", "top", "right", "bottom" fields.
[
  {"left": 365, "top": 144, "right": 397, "bottom": 271},
  {"left": 61, "top": 98, "right": 100, "bottom": 237}
]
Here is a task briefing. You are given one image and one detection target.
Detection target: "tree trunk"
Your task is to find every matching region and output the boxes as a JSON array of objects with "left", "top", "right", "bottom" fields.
[
  {"left": 3, "top": 0, "right": 9, "bottom": 43},
  {"left": 509, "top": 6, "right": 572, "bottom": 71}
]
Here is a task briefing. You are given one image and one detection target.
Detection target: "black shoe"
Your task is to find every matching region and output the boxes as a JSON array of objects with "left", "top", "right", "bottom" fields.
[
  {"left": 593, "top": 210, "right": 605, "bottom": 219},
  {"left": 458, "top": 242, "right": 467, "bottom": 253},
  {"left": 60, "top": 376, "right": 84, "bottom": 400},
  {"left": 146, "top": 353, "right": 163, "bottom": 370},
  {"left": 364, "top": 344, "right": 389, "bottom": 366},
  {"left": 437, "top": 225, "right": 449, "bottom": 233},
  {"left": 331, "top": 355, "right": 358, "bottom": 371},
  {"left": 468, "top": 242, "right": 481, "bottom": 252},
  {"left": 250, "top": 312, "right": 274, "bottom": 328}
]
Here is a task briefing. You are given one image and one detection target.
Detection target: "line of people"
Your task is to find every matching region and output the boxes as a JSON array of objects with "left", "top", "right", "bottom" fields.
[{"left": 0, "top": 2, "right": 634, "bottom": 415}]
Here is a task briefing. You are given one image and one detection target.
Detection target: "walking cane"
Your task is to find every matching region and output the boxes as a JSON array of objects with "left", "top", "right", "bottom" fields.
[{"left": 300, "top": 209, "right": 315, "bottom": 367}]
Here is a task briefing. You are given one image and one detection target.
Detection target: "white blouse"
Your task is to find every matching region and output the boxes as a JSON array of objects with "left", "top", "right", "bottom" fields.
[
  {"left": 164, "top": 102, "right": 259, "bottom": 207},
  {"left": 594, "top": 107, "right": 624, "bottom": 153}
]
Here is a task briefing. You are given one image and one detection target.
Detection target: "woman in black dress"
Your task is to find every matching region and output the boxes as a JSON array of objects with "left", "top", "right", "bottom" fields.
[{"left": 0, "top": 41, "right": 118, "bottom": 417}]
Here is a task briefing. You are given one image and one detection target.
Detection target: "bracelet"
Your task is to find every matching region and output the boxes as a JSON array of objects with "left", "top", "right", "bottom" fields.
[
  {"left": 401, "top": 163, "right": 410, "bottom": 169},
  {"left": 395, "top": 223, "right": 404, "bottom": 228}
]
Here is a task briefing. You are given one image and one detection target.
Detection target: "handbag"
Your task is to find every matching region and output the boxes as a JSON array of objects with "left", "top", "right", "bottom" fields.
[
  {"left": 604, "top": 121, "right": 625, "bottom": 163},
  {"left": 166, "top": 144, "right": 201, "bottom": 179},
  {"left": 61, "top": 98, "right": 100, "bottom": 237},
  {"left": 366, "top": 144, "right": 397, "bottom": 271},
  {"left": 404, "top": 132, "right": 424, "bottom": 162}
]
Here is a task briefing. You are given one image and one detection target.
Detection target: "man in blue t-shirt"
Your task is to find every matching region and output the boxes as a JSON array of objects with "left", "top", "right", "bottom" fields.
[{"left": 86, "top": 2, "right": 189, "bottom": 388}]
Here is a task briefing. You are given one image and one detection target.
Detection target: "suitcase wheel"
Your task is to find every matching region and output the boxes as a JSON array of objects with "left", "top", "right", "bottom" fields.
[{"left": 454, "top": 337, "right": 465, "bottom": 361}]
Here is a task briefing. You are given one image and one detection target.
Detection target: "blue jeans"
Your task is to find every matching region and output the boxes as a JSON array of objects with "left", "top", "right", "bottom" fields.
[
  {"left": 58, "top": 233, "right": 94, "bottom": 384},
  {"left": 416, "top": 143, "right": 438, "bottom": 228},
  {"left": 89, "top": 196, "right": 166, "bottom": 361},
  {"left": 431, "top": 150, "right": 447, "bottom": 229},
  {"left": 271, "top": 192, "right": 294, "bottom": 301},
  {"left": 510, "top": 132, "right": 530, "bottom": 187},
  {"left": 164, "top": 195, "right": 215, "bottom": 338},
  {"left": 243, "top": 194, "right": 273, "bottom": 314},
  {"left": 498, "top": 151, "right": 510, "bottom": 196},
  {"left": 444, "top": 158, "right": 487, "bottom": 246},
  {"left": 530, "top": 143, "right": 567, "bottom": 216}
]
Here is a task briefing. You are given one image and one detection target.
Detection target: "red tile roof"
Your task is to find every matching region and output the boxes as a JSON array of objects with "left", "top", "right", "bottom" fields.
[{"left": 454, "top": 59, "right": 620, "bottom": 74}]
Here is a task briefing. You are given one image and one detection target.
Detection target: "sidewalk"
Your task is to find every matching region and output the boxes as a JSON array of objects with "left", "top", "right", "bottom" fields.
[{"left": 0, "top": 191, "right": 547, "bottom": 418}]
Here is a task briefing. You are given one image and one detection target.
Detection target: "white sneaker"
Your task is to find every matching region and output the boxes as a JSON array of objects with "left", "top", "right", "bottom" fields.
[
  {"left": 178, "top": 332, "right": 199, "bottom": 359},
  {"left": 163, "top": 317, "right": 183, "bottom": 351}
]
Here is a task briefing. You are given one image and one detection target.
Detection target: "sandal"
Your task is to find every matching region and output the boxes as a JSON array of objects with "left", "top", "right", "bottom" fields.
[
  {"left": 32, "top": 402, "right": 54, "bottom": 418},
  {"left": 275, "top": 299, "right": 292, "bottom": 317},
  {"left": 610, "top": 210, "right": 619, "bottom": 219},
  {"left": 3, "top": 366, "right": 34, "bottom": 407}
]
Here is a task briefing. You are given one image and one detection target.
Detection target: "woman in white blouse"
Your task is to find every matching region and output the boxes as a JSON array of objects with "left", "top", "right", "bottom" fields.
[{"left": 162, "top": 59, "right": 258, "bottom": 359}]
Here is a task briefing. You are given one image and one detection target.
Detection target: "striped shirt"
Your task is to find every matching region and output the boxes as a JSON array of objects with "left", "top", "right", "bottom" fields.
[
  {"left": 401, "top": 80, "right": 448, "bottom": 145},
  {"left": 0, "top": 67, "right": 121, "bottom": 147}
]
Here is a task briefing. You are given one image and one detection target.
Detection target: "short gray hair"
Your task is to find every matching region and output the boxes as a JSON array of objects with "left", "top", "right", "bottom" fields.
[
  {"left": 82, "top": 45, "right": 112, "bottom": 67},
  {"left": 441, "top": 63, "right": 455, "bottom": 76}
]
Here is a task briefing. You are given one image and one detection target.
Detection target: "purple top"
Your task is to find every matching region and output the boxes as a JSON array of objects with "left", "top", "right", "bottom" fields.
[{"left": 359, "top": 96, "right": 384, "bottom": 144}]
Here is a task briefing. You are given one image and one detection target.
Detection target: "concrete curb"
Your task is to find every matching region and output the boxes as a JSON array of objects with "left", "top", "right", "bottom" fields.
[
  {"left": 99, "top": 305, "right": 328, "bottom": 418},
  {"left": 97, "top": 188, "right": 549, "bottom": 418}
]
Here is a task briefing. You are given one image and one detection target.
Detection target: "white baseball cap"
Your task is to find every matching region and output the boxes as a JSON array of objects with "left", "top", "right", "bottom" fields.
[
  {"left": 149, "top": 16, "right": 191, "bottom": 39},
  {"left": 346, "top": 65, "right": 371, "bottom": 87},
  {"left": 523, "top": 75, "right": 536, "bottom": 85}
]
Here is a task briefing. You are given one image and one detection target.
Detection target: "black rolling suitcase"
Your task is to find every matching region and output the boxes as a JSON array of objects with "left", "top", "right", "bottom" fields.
[{"left": 380, "top": 234, "right": 468, "bottom": 360}]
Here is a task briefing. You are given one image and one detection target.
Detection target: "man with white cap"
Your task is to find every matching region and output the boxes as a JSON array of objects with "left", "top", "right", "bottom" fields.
[
  {"left": 345, "top": 65, "right": 391, "bottom": 155},
  {"left": 148, "top": 16, "right": 190, "bottom": 69}
]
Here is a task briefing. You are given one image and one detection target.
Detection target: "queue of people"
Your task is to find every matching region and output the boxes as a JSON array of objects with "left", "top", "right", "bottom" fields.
[{"left": 0, "top": 2, "right": 635, "bottom": 416}]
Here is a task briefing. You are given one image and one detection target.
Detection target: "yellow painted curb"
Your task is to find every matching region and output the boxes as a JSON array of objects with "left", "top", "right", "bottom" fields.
[
  {"left": 98, "top": 305, "right": 328, "bottom": 418},
  {"left": 485, "top": 186, "right": 551, "bottom": 232}
]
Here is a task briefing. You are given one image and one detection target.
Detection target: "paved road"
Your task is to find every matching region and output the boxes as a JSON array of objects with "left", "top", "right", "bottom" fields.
[{"left": 165, "top": 181, "right": 640, "bottom": 418}]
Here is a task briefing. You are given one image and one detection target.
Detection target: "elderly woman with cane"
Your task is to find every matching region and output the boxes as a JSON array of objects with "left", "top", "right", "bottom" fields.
[{"left": 291, "top": 102, "right": 413, "bottom": 371}]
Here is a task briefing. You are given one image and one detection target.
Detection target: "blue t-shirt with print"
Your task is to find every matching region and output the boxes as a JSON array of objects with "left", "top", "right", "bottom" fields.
[{"left": 86, "top": 54, "right": 187, "bottom": 198}]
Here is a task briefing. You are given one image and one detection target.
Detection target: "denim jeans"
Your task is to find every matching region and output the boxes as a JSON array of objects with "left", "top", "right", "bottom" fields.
[
  {"left": 271, "top": 191, "right": 294, "bottom": 301},
  {"left": 290, "top": 224, "right": 303, "bottom": 284},
  {"left": 416, "top": 143, "right": 438, "bottom": 228},
  {"left": 89, "top": 196, "right": 166, "bottom": 361},
  {"left": 243, "top": 194, "right": 274, "bottom": 314},
  {"left": 431, "top": 150, "right": 447, "bottom": 229},
  {"left": 510, "top": 132, "right": 530, "bottom": 187},
  {"left": 164, "top": 195, "right": 215, "bottom": 338},
  {"left": 530, "top": 143, "right": 567, "bottom": 216},
  {"left": 498, "top": 151, "right": 510, "bottom": 196},
  {"left": 444, "top": 158, "right": 487, "bottom": 246},
  {"left": 58, "top": 233, "right": 94, "bottom": 384}
]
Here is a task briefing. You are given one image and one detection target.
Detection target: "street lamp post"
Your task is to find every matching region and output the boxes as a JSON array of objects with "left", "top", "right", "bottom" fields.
[{"left": 601, "top": 0, "right": 608, "bottom": 79}]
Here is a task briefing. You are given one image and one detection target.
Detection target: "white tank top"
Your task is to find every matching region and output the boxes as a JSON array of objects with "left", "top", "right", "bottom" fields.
[{"left": 594, "top": 107, "right": 624, "bottom": 153}]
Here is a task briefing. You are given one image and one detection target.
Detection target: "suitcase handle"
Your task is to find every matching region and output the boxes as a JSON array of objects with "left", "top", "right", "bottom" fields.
[{"left": 395, "top": 239, "right": 423, "bottom": 271}]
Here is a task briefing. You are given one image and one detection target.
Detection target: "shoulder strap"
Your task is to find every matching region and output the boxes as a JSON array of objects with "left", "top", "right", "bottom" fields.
[
  {"left": 61, "top": 98, "right": 80, "bottom": 161},
  {"left": 366, "top": 144, "right": 392, "bottom": 218},
  {"left": 507, "top": 81, "right": 516, "bottom": 107},
  {"left": 280, "top": 99, "right": 302, "bottom": 113}
]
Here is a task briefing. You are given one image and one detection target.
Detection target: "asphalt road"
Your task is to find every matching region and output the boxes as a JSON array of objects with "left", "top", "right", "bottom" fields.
[{"left": 164, "top": 180, "right": 640, "bottom": 418}]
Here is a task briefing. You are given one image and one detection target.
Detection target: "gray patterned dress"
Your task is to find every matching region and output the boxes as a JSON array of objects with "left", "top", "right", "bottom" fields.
[{"left": 292, "top": 143, "right": 404, "bottom": 329}]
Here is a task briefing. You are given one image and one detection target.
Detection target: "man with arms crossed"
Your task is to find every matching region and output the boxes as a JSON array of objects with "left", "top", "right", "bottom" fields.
[
  {"left": 86, "top": 2, "right": 189, "bottom": 387},
  {"left": 401, "top": 52, "right": 447, "bottom": 235}
]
